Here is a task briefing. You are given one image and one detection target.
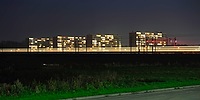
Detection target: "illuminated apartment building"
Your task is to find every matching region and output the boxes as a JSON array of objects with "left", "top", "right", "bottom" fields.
[
  {"left": 53, "top": 35, "right": 86, "bottom": 48},
  {"left": 29, "top": 37, "right": 53, "bottom": 49},
  {"left": 86, "top": 34, "right": 121, "bottom": 48},
  {"left": 129, "top": 31, "right": 167, "bottom": 47},
  {"left": 29, "top": 38, "right": 38, "bottom": 49},
  {"left": 29, "top": 34, "right": 121, "bottom": 49}
]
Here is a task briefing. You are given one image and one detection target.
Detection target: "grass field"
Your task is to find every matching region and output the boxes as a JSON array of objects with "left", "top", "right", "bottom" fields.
[{"left": 1, "top": 63, "right": 200, "bottom": 100}]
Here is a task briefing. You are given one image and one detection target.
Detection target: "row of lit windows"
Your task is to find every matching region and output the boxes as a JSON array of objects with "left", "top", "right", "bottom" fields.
[
  {"left": 29, "top": 34, "right": 121, "bottom": 48},
  {"left": 137, "top": 35, "right": 162, "bottom": 38},
  {"left": 93, "top": 34, "right": 119, "bottom": 42},
  {"left": 57, "top": 36, "right": 86, "bottom": 40},
  {"left": 136, "top": 32, "right": 163, "bottom": 38},
  {"left": 56, "top": 36, "right": 87, "bottom": 48}
]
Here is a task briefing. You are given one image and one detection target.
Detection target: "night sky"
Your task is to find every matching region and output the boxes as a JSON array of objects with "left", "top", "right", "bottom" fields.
[{"left": 0, "top": 0, "right": 200, "bottom": 45}]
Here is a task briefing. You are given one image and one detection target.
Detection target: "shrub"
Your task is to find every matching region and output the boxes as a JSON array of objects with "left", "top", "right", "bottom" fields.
[
  {"left": 10, "top": 80, "right": 25, "bottom": 95},
  {"left": 35, "top": 83, "right": 47, "bottom": 94},
  {"left": 0, "top": 83, "right": 12, "bottom": 96},
  {"left": 47, "top": 79, "right": 57, "bottom": 92}
]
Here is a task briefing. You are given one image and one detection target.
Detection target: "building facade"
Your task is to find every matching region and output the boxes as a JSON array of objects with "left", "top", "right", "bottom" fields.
[
  {"left": 86, "top": 34, "right": 121, "bottom": 48},
  {"left": 29, "top": 37, "right": 53, "bottom": 49},
  {"left": 129, "top": 31, "right": 168, "bottom": 47},
  {"left": 53, "top": 35, "right": 86, "bottom": 49},
  {"left": 28, "top": 34, "right": 121, "bottom": 49}
]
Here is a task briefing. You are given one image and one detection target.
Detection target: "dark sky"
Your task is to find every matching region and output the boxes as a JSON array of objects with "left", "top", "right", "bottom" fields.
[{"left": 0, "top": 0, "right": 200, "bottom": 45}]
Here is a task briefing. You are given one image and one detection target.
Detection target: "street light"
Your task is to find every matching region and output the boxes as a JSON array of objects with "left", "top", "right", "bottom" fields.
[
  {"left": 138, "top": 36, "right": 141, "bottom": 54},
  {"left": 152, "top": 37, "right": 154, "bottom": 53},
  {"left": 74, "top": 38, "right": 79, "bottom": 53}
]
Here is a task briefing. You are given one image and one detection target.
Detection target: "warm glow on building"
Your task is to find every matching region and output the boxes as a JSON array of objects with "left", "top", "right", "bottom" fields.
[
  {"left": 129, "top": 31, "right": 168, "bottom": 47},
  {"left": 86, "top": 34, "right": 121, "bottom": 48},
  {"left": 53, "top": 35, "right": 86, "bottom": 49},
  {"left": 29, "top": 34, "right": 121, "bottom": 50},
  {"left": 29, "top": 37, "right": 53, "bottom": 49}
]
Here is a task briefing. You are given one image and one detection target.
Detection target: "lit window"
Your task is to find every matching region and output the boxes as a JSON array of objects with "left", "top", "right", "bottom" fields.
[
  {"left": 136, "top": 32, "right": 141, "bottom": 35},
  {"left": 96, "top": 35, "right": 101, "bottom": 37}
]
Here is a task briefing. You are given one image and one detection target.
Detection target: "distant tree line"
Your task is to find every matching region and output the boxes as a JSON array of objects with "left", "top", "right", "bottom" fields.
[{"left": 0, "top": 39, "right": 28, "bottom": 48}]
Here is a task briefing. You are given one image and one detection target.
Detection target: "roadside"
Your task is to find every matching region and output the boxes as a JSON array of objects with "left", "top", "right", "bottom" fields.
[
  {"left": 63, "top": 85, "right": 200, "bottom": 100},
  {"left": 1, "top": 80, "right": 200, "bottom": 100},
  {"left": 74, "top": 86, "right": 200, "bottom": 100}
]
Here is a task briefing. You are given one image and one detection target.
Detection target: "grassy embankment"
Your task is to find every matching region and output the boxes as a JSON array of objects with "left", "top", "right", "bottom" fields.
[{"left": 1, "top": 64, "right": 200, "bottom": 100}]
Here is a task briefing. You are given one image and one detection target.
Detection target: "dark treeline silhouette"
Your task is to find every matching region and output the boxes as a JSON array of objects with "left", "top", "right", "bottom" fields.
[{"left": 0, "top": 39, "right": 28, "bottom": 48}]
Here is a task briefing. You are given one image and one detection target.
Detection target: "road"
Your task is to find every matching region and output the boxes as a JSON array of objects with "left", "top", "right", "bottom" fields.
[{"left": 84, "top": 87, "right": 200, "bottom": 100}]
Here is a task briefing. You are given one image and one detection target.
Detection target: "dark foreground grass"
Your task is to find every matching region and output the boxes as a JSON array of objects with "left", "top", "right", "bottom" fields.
[
  {"left": 1, "top": 80, "right": 200, "bottom": 100},
  {"left": 1, "top": 64, "right": 200, "bottom": 100}
]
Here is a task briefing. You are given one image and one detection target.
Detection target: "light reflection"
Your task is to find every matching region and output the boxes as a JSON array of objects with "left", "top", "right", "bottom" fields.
[{"left": 0, "top": 46, "right": 200, "bottom": 53}]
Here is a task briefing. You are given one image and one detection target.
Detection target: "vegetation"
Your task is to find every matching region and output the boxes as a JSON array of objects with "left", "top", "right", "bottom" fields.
[{"left": 0, "top": 63, "right": 200, "bottom": 100}]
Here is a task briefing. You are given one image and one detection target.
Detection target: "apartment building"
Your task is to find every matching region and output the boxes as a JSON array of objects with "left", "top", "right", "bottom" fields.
[
  {"left": 86, "top": 34, "right": 121, "bottom": 48},
  {"left": 129, "top": 31, "right": 168, "bottom": 47}
]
